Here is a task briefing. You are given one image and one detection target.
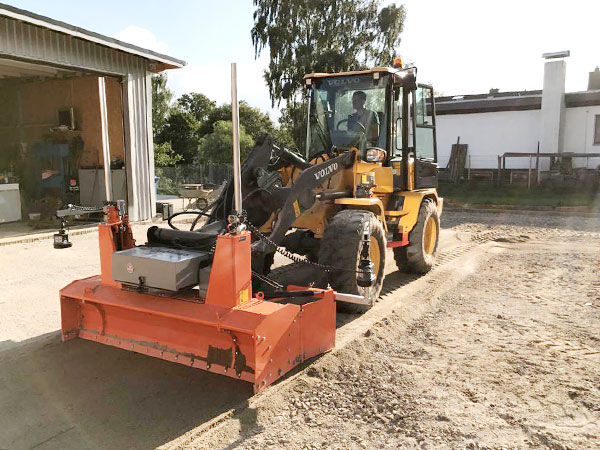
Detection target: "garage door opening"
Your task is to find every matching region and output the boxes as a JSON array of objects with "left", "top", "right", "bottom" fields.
[{"left": 0, "top": 58, "right": 127, "bottom": 238}]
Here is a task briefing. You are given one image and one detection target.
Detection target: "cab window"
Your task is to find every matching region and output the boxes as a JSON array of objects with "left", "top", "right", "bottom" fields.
[{"left": 414, "top": 86, "right": 436, "bottom": 161}]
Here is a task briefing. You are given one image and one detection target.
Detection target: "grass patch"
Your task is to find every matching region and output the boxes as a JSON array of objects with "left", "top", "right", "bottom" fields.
[{"left": 439, "top": 181, "right": 600, "bottom": 208}]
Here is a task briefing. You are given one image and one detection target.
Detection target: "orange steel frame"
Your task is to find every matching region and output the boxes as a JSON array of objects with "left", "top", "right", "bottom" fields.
[{"left": 60, "top": 207, "right": 336, "bottom": 392}]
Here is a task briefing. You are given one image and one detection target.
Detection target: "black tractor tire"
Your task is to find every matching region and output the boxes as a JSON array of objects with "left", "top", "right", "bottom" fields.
[
  {"left": 318, "top": 210, "right": 386, "bottom": 314},
  {"left": 394, "top": 199, "right": 440, "bottom": 274}
]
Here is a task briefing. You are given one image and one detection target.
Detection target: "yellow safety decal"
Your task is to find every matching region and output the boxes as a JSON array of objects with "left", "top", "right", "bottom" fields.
[
  {"left": 239, "top": 288, "right": 249, "bottom": 305},
  {"left": 293, "top": 200, "right": 301, "bottom": 218}
]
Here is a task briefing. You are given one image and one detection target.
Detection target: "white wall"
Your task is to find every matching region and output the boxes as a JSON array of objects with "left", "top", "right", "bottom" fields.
[
  {"left": 563, "top": 106, "right": 600, "bottom": 169},
  {"left": 436, "top": 109, "right": 542, "bottom": 169}
]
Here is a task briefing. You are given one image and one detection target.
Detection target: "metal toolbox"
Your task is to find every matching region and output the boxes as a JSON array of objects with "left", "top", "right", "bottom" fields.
[{"left": 112, "top": 246, "right": 210, "bottom": 291}]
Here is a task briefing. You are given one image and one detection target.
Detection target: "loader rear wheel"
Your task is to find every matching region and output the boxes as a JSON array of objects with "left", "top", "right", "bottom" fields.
[
  {"left": 394, "top": 199, "right": 439, "bottom": 274},
  {"left": 318, "top": 210, "right": 386, "bottom": 313}
]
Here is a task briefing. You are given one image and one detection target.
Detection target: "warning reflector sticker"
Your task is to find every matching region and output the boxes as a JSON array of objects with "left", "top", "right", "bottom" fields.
[
  {"left": 293, "top": 200, "right": 301, "bottom": 218},
  {"left": 239, "top": 288, "right": 249, "bottom": 304}
]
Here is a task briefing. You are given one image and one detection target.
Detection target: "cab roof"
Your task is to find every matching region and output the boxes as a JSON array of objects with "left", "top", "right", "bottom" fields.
[{"left": 303, "top": 67, "right": 401, "bottom": 80}]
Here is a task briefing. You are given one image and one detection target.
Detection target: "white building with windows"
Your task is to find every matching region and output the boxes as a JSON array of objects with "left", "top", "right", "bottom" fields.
[{"left": 435, "top": 57, "right": 600, "bottom": 171}]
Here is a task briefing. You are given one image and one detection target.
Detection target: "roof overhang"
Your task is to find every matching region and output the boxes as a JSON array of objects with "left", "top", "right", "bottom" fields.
[
  {"left": 435, "top": 90, "right": 600, "bottom": 115},
  {"left": 0, "top": 3, "right": 186, "bottom": 71},
  {"left": 565, "top": 90, "right": 600, "bottom": 108},
  {"left": 435, "top": 95, "right": 542, "bottom": 115},
  {"left": 303, "top": 67, "right": 417, "bottom": 90},
  {"left": 304, "top": 67, "right": 410, "bottom": 80}
]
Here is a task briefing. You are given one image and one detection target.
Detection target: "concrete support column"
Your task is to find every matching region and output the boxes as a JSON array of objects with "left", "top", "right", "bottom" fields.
[{"left": 540, "top": 60, "right": 566, "bottom": 161}]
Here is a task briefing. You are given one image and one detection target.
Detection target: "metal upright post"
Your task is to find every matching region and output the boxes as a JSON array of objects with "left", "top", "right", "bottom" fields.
[
  {"left": 98, "top": 77, "right": 113, "bottom": 202},
  {"left": 528, "top": 155, "right": 532, "bottom": 190},
  {"left": 230, "top": 63, "right": 242, "bottom": 215},
  {"left": 497, "top": 156, "right": 502, "bottom": 186},
  {"left": 536, "top": 141, "right": 541, "bottom": 186},
  {"left": 305, "top": 94, "right": 312, "bottom": 160},
  {"left": 468, "top": 155, "right": 471, "bottom": 181}
]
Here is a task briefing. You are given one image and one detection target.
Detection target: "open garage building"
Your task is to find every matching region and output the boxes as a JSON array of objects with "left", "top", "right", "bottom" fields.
[{"left": 0, "top": 5, "right": 184, "bottom": 234}]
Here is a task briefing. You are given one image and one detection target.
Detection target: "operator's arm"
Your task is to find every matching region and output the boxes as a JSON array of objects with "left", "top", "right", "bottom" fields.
[{"left": 366, "top": 110, "right": 380, "bottom": 145}]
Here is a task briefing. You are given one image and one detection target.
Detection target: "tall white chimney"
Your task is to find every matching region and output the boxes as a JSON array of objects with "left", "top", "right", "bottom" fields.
[{"left": 540, "top": 52, "right": 568, "bottom": 157}]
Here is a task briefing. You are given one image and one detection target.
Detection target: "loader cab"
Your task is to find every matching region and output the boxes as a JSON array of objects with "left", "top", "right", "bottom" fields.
[
  {"left": 304, "top": 71, "right": 392, "bottom": 159},
  {"left": 391, "top": 81, "right": 439, "bottom": 190},
  {"left": 304, "top": 68, "right": 438, "bottom": 191}
]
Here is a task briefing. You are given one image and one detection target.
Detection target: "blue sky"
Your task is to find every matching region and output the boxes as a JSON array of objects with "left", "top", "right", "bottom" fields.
[{"left": 7, "top": 0, "right": 600, "bottom": 121}]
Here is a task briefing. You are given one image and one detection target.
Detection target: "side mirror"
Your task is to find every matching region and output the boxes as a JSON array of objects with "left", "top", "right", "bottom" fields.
[
  {"left": 404, "top": 72, "right": 417, "bottom": 92},
  {"left": 281, "top": 82, "right": 292, "bottom": 100},
  {"left": 393, "top": 71, "right": 417, "bottom": 92}
]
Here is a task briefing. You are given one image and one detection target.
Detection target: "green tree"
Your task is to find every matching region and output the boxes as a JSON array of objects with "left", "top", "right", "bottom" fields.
[
  {"left": 154, "top": 142, "right": 182, "bottom": 167},
  {"left": 251, "top": 0, "right": 406, "bottom": 103},
  {"left": 277, "top": 100, "right": 306, "bottom": 150},
  {"left": 199, "top": 101, "right": 275, "bottom": 141},
  {"left": 375, "top": 4, "right": 406, "bottom": 64},
  {"left": 272, "top": 124, "right": 296, "bottom": 150},
  {"left": 151, "top": 74, "right": 173, "bottom": 137},
  {"left": 177, "top": 93, "right": 216, "bottom": 124},
  {"left": 156, "top": 111, "right": 200, "bottom": 164},
  {"left": 197, "top": 120, "right": 254, "bottom": 164}
]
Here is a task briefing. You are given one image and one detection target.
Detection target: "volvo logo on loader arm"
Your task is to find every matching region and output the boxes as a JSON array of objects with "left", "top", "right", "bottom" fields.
[{"left": 314, "top": 162, "right": 338, "bottom": 180}]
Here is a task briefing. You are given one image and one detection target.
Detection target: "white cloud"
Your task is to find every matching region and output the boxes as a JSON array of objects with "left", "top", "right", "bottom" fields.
[
  {"left": 114, "top": 25, "right": 169, "bottom": 54},
  {"left": 395, "top": 0, "right": 600, "bottom": 96},
  {"left": 166, "top": 54, "right": 281, "bottom": 120}
]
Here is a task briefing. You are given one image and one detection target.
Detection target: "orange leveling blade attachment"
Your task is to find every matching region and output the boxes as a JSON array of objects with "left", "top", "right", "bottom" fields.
[{"left": 59, "top": 207, "right": 336, "bottom": 392}]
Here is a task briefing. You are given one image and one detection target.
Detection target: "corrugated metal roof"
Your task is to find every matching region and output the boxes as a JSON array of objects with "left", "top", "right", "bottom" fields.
[{"left": 0, "top": 3, "right": 186, "bottom": 70}]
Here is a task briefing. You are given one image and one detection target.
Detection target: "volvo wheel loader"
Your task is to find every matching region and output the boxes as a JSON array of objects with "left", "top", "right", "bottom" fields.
[
  {"left": 212, "top": 59, "right": 443, "bottom": 312},
  {"left": 58, "top": 61, "right": 441, "bottom": 392}
]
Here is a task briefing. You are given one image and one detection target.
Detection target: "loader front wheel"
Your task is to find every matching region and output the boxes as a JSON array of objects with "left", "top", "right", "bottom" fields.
[
  {"left": 394, "top": 199, "right": 439, "bottom": 274},
  {"left": 318, "top": 210, "right": 386, "bottom": 313}
]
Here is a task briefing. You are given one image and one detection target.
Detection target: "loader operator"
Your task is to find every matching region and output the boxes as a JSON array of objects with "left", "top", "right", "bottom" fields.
[{"left": 349, "top": 90, "right": 380, "bottom": 146}]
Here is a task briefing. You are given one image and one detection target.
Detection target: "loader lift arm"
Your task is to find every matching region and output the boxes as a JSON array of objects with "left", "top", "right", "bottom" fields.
[
  {"left": 252, "top": 150, "right": 354, "bottom": 247},
  {"left": 206, "top": 136, "right": 355, "bottom": 275}
]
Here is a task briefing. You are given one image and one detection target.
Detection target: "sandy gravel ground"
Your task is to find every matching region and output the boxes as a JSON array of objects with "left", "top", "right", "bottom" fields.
[
  {"left": 0, "top": 210, "right": 598, "bottom": 450},
  {"left": 165, "top": 213, "right": 600, "bottom": 450},
  {"left": 0, "top": 224, "right": 152, "bottom": 351}
]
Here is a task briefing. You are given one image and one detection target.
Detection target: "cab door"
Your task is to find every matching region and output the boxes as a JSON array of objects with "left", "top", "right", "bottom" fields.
[
  {"left": 413, "top": 85, "right": 438, "bottom": 188},
  {"left": 390, "top": 85, "right": 407, "bottom": 191}
]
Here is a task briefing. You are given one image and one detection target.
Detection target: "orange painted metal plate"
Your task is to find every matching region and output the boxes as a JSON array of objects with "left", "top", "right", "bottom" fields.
[
  {"left": 61, "top": 219, "right": 336, "bottom": 392},
  {"left": 60, "top": 278, "right": 336, "bottom": 392}
]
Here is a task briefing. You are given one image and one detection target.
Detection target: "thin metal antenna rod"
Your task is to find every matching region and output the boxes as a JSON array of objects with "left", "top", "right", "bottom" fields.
[{"left": 230, "top": 63, "right": 242, "bottom": 215}]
